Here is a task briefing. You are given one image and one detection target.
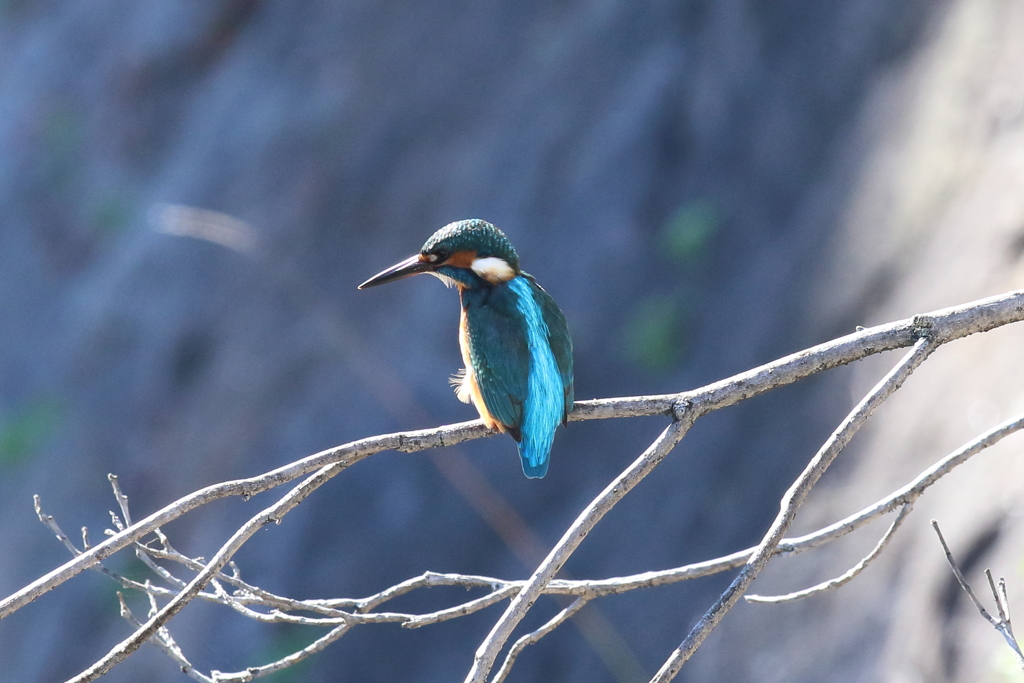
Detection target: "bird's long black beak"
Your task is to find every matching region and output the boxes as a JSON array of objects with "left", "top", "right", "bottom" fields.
[{"left": 357, "top": 254, "right": 434, "bottom": 289}]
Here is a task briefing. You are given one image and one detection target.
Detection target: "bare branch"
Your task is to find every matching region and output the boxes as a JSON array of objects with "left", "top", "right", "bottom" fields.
[
  {"left": 56, "top": 403, "right": 1023, "bottom": 682},
  {"left": 67, "top": 463, "right": 525, "bottom": 681},
  {"left": 66, "top": 463, "right": 347, "bottom": 682},
  {"left": 53, "top": 386, "right": 1024, "bottom": 679},
  {"left": 5, "top": 289, "right": 1022, "bottom": 624},
  {"left": 4, "top": 421, "right": 493, "bottom": 623},
  {"left": 352, "top": 571, "right": 510, "bottom": 613},
  {"left": 997, "top": 575, "right": 1014, "bottom": 626},
  {"left": 931, "top": 521, "right": 1024, "bottom": 671},
  {"left": 34, "top": 496, "right": 146, "bottom": 589},
  {"left": 117, "top": 592, "right": 211, "bottom": 683},
  {"left": 136, "top": 541, "right": 340, "bottom": 615},
  {"left": 401, "top": 585, "right": 521, "bottom": 628},
  {"left": 109, "top": 474, "right": 133, "bottom": 526},
  {"left": 491, "top": 598, "right": 589, "bottom": 683},
  {"left": 650, "top": 336, "right": 937, "bottom": 682},
  {"left": 745, "top": 503, "right": 913, "bottom": 604},
  {"left": 465, "top": 415, "right": 694, "bottom": 683},
  {"left": 495, "top": 410, "right": 1024, "bottom": 600},
  {"left": 1, "top": 289, "right": 1020, "bottom": 682},
  {"left": 34, "top": 495, "right": 84, "bottom": 557},
  {"left": 208, "top": 624, "right": 352, "bottom": 683},
  {"left": 932, "top": 521, "right": 996, "bottom": 622},
  {"left": 986, "top": 570, "right": 1005, "bottom": 623},
  {"left": 575, "top": 291, "right": 1024, "bottom": 422}
]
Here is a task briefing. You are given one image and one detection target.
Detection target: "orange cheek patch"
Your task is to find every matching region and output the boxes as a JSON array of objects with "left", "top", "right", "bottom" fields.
[{"left": 445, "top": 250, "right": 478, "bottom": 268}]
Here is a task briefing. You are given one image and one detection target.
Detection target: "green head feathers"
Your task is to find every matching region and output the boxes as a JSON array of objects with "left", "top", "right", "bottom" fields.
[{"left": 420, "top": 219, "right": 520, "bottom": 272}]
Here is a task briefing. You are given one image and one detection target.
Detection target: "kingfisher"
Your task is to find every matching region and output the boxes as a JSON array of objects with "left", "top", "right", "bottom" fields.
[{"left": 358, "top": 219, "right": 573, "bottom": 478}]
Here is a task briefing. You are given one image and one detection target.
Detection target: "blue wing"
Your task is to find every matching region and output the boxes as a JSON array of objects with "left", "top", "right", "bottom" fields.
[
  {"left": 522, "top": 273, "right": 574, "bottom": 422},
  {"left": 461, "top": 276, "right": 573, "bottom": 478},
  {"left": 461, "top": 284, "right": 530, "bottom": 441},
  {"left": 507, "top": 276, "right": 570, "bottom": 478}
]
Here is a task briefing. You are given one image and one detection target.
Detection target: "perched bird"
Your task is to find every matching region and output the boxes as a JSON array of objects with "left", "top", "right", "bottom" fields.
[{"left": 358, "top": 219, "right": 573, "bottom": 478}]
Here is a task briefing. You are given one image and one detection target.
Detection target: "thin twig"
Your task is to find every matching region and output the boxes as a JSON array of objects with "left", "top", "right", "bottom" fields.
[
  {"left": 932, "top": 521, "right": 996, "bottom": 621},
  {"left": 352, "top": 571, "right": 510, "bottom": 613},
  {"left": 66, "top": 463, "right": 347, "bottom": 682},
  {"left": 138, "top": 543, "right": 345, "bottom": 615},
  {"left": 68, "top": 461, "right": 523, "bottom": 682},
  {"left": 400, "top": 585, "right": 520, "bottom": 628},
  {"left": 997, "top": 576, "right": 1014, "bottom": 625},
  {"left": 322, "top": 410, "right": 1024, "bottom": 605},
  {"left": 465, "top": 415, "right": 694, "bottom": 683},
  {"left": 109, "top": 475, "right": 193, "bottom": 589},
  {"left": 746, "top": 503, "right": 913, "bottom": 603},
  {"left": 109, "top": 474, "right": 132, "bottom": 526},
  {"left": 117, "top": 592, "right": 211, "bottom": 683},
  {"left": 532, "top": 407, "right": 1023, "bottom": 597},
  {"left": 649, "top": 336, "right": 937, "bottom": 683},
  {"left": 46, "top": 499, "right": 519, "bottom": 629},
  {"left": 5, "top": 420, "right": 493, "bottom": 621},
  {"left": 931, "top": 521, "right": 1024, "bottom": 671},
  {"left": 208, "top": 623, "right": 352, "bottom": 683},
  {"left": 491, "top": 598, "right": 590, "bottom": 683},
  {"left": 34, "top": 495, "right": 83, "bottom": 557},
  {"left": 34, "top": 496, "right": 142, "bottom": 588}
]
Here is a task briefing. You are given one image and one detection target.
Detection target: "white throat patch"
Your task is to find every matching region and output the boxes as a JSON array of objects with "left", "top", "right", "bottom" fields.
[
  {"left": 471, "top": 256, "right": 516, "bottom": 283},
  {"left": 428, "top": 270, "right": 457, "bottom": 288}
]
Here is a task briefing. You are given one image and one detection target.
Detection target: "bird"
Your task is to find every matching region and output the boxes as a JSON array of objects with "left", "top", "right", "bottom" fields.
[{"left": 358, "top": 219, "right": 573, "bottom": 478}]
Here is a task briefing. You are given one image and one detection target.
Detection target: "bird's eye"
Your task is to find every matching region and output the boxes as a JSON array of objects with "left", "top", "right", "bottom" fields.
[{"left": 430, "top": 250, "right": 450, "bottom": 263}]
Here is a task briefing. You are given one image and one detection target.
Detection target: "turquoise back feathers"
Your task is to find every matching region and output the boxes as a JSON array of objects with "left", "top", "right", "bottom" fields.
[
  {"left": 462, "top": 273, "right": 573, "bottom": 478},
  {"left": 358, "top": 219, "right": 573, "bottom": 479}
]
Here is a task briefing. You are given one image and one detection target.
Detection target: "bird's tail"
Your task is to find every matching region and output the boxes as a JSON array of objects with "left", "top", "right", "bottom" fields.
[{"left": 517, "top": 435, "right": 552, "bottom": 479}]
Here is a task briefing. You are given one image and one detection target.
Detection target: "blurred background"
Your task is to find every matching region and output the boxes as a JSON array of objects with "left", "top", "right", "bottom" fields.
[{"left": 1, "top": 1, "right": 1023, "bottom": 681}]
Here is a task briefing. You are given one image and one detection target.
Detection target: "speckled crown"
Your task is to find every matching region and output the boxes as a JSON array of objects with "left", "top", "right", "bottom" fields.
[{"left": 420, "top": 219, "right": 520, "bottom": 271}]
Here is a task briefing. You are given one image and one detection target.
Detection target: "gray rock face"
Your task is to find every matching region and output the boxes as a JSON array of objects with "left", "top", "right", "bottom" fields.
[{"left": 3, "top": 1, "right": 1022, "bottom": 681}]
